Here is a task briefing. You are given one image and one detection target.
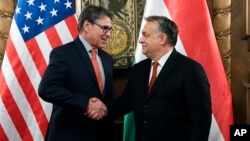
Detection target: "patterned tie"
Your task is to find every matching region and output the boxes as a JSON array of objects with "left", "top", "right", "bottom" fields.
[
  {"left": 148, "top": 61, "right": 158, "bottom": 93},
  {"left": 91, "top": 49, "right": 103, "bottom": 94}
]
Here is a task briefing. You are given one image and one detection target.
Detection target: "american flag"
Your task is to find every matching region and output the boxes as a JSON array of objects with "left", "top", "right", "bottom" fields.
[{"left": 0, "top": 0, "right": 78, "bottom": 140}]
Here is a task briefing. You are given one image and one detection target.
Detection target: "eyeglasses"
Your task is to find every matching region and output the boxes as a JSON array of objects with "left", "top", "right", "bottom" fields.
[{"left": 93, "top": 22, "right": 112, "bottom": 33}]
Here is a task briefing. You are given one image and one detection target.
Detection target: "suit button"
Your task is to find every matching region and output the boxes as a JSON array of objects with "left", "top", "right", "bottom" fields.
[
  {"left": 144, "top": 105, "right": 148, "bottom": 108},
  {"left": 144, "top": 121, "right": 147, "bottom": 124}
]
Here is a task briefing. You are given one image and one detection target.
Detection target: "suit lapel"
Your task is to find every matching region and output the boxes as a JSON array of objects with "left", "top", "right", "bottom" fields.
[
  {"left": 74, "top": 37, "right": 99, "bottom": 88},
  {"left": 142, "top": 59, "right": 153, "bottom": 99},
  {"left": 147, "top": 49, "right": 180, "bottom": 99},
  {"left": 98, "top": 50, "right": 108, "bottom": 78}
]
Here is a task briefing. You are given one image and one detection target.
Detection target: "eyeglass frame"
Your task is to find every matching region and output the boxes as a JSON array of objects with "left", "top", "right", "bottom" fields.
[{"left": 93, "top": 22, "right": 113, "bottom": 33}]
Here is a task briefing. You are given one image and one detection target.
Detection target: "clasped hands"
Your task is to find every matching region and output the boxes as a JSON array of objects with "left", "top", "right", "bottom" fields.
[{"left": 85, "top": 97, "right": 107, "bottom": 120}]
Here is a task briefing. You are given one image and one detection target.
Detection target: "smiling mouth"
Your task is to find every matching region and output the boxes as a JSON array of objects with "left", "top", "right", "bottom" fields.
[
  {"left": 101, "top": 35, "right": 108, "bottom": 41},
  {"left": 101, "top": 38, "right": 107, "bottom": 42}
]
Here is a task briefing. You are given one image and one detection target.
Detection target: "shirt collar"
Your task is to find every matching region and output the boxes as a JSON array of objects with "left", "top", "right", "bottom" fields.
[
  {"left": 79, "top": 35, "right": 98, "bottom": 54},
  {"left": 153, "top": 48, "right": 173, "bottom": 67}
]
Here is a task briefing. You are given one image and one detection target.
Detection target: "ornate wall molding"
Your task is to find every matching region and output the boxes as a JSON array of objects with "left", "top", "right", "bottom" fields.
[
  {"left": 244, "top": 72, "right": 250, "bottom": 123},
  {"left": 0, "top": 0, "right": 15, "bottom": 67},
  {"left": 243, "top": 0, "right": 250, "bottom": 51},
  {"left": 243, "top": 0, "right": 250, "bottom": 38},
  {"left": 213, "top": 0, "right": 231, "bottom": 84},
  {"left": 243, "top": 83, "right": 250, "bottom": 123}
]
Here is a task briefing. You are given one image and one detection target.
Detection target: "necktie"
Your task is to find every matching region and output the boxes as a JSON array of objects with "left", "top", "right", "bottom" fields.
[
  {"left": 91, "top": 49, "right": 103, "bottom": 94},
  {"left": 148, "top": 62, "right": 158, "bottom": 93}
]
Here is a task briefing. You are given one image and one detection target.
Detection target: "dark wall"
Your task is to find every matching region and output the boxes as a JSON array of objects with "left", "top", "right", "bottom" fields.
[{"left": 231, "top": 0, "right": 250, "bottom": 124}]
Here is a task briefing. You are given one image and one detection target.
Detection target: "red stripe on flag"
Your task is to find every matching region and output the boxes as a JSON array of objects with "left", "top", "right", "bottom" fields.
[
  {"left": 6, "top": 37, "right": 48, "bottom": 137},
  {"left": 0, "top": 120, "right": 11, "bottom": 141},
  {"left": 164, "top": 0, "right": 233, "bottom": 141},
  {"left": 164, "top": 0, "right": 215, "bottom": 60},
  {"left": 26, "top": 39, "right": 47, "bottom": 77},
  {"left": 0, "top": 1, "right": 78, "bottom": 140},
  {"left": 65, "top": 15, "right": 79, "bottom": 38},
  {"left": 0, "top": 72, "right": 33, "bottom": 141},
  {"left": 45, "top": 26, "right": 62, "bottom": 49}
]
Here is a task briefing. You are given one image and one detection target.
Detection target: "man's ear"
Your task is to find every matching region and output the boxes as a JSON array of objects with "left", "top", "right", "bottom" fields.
[
  {"left": 83, "top": 20, "right": 92, "bottom": 32},
  {"left": 160, "top": 34, "right": 168, "bottom": 45}
]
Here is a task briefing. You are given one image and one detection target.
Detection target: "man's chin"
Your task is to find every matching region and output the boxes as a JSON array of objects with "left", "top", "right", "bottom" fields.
[{"left": 98, "top": 44, "right": 106, "bottom": 49}]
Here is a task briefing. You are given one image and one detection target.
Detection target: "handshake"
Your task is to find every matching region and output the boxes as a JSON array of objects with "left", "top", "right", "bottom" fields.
[{"left": 84, "top": 97, "right": 107, "bottom": 120}]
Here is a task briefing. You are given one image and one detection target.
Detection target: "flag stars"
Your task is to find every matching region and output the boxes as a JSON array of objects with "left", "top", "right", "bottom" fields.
[
  {"left": 13, "top": 0, "right": 75, "bottom": 42},
  {"left": 24, "top": 11, "right": 32, "bottom": 20},
  {"left": 27, "top": 0, "right": 35, "bottom": 6},
  {"left": 22, "top": 24, "right": 30, "bottom": 33},
  {"left": 64, "top": 0, "right": 72, "bottom": 9},
  {"left": 15, "top": 6, "right": 21, "bottom": 14},
  {"left": 38, "top": 3, "right": 47, "bottom": 12},
  {"left": 54, "top": 0, "right": 60, "bottom": 3},
  {"left": 50, "top": 8, "right": 58, "bottom": 17},
  {"left": 36, "top": 16, "right": 44, "bottom": 25}
]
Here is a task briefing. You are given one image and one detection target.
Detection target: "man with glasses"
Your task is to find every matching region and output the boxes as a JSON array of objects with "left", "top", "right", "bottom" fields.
[{"left": 38, "top": 5, "right": 115, "bottom": 141}]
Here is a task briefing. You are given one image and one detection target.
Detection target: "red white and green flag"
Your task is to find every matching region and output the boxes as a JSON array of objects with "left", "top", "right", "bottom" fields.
[{"left": 123, "top": 0, "right": 234, "bottom": 141}]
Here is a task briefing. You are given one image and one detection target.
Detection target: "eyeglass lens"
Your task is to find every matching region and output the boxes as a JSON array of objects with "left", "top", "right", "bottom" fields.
[{"left": 94, "top": 22, "right": 112, "bottom": 32}]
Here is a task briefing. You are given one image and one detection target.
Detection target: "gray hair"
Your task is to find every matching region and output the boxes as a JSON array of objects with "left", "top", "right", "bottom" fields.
[
  {"left": 78, "top": 5, "right": 114, "bottom": 32},
  {"left": 145, "top": 16, "right": 178, "bottom": 46}
]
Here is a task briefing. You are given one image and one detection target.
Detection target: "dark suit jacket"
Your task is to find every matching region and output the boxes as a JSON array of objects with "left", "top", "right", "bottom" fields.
[
  {"left": 38, "top": 37, "right": 115, "bottom": 141},
  {"left": 108, "top": 49, "right": 212, "bottom": 141}
]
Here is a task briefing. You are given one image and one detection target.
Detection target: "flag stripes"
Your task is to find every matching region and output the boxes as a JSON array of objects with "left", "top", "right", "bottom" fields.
[
  {"left": 0, "top": 12, "right": 78, "bottom": 141},
  {"left": 4, "top": 35, "right": 48, "bottom": 138},
  {"left": 26, "top": 39, "right": 47, "bottom": 77},
  {"left": 35, "top": 32, "right": 53, "bottom": 69},
  {"left": 65, "top": 15, "right": 79, "bottom": 40},
  {"left": 0, "top": 69, "right": 34, "bottom": 140},
  {"left": 55, "top": 18, "right": 76, "bottom": 44},
  {"left": 164, "top": 0, "right": 233, "bottom": 140},
  {"left": 0, "top": 124, "right": 8, "bottom": 141},
  {"left": 125, "top": 1, "right": 233, "bottom": 141},
  {"left": 44, "top": 27, "right": 63, "bottom": 49}
]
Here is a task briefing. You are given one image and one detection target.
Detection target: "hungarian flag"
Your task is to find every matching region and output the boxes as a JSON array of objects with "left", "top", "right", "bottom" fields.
[
  {"left": 0, "top": 0, "right": 78, "bottom": 140},
  {"left": 123, "top": 0, "right": 234, "bottom": 141}
]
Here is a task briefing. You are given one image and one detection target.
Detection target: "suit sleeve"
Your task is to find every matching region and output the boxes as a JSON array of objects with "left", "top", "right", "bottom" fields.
[
  {"left": 38, "top": 47, "right": 89, "bottom": 115},
  {"left": 106, "top": 67, "right": 137, "bottom": 119}
]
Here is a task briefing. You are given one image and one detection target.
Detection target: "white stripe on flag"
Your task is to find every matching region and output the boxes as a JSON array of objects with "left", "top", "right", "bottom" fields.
[
  {"left": 36, "top": 32, "right": 53, "bottom": 65},
  {"left": 10, "top": 20, "right": 51, "bottom": 124},
  {"left": 55, "top": 20, "right": 75, "bottom": 44},
  {"left": 0, "top": 98, "right": 22, "bottom": 141},
  {"left": 10, "top": 20, "right": 41, "bottom": 92},
  {"left": 1, "top": 55, "right": 43, "bottom": 140},
  {"left": 209, "top": 114, "right": 225, "bottom": 141}
]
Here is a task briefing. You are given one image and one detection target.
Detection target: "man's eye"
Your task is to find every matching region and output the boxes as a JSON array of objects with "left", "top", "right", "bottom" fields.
[{"left": 103, "top": 26, "right": 112, "bottom": 31}]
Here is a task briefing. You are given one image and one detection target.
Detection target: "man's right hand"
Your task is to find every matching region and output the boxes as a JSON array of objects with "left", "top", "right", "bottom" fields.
[{"left": 84, "top": 97, "right": 107, "bottom": 120}]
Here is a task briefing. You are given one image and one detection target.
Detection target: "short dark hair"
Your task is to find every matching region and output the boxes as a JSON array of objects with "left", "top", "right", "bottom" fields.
[
  {"left": 145, "top": 16, "right": 178, "bottom": 46},
  {"left": 78, "top": 5, "right": 114, "bottom": 31}
]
